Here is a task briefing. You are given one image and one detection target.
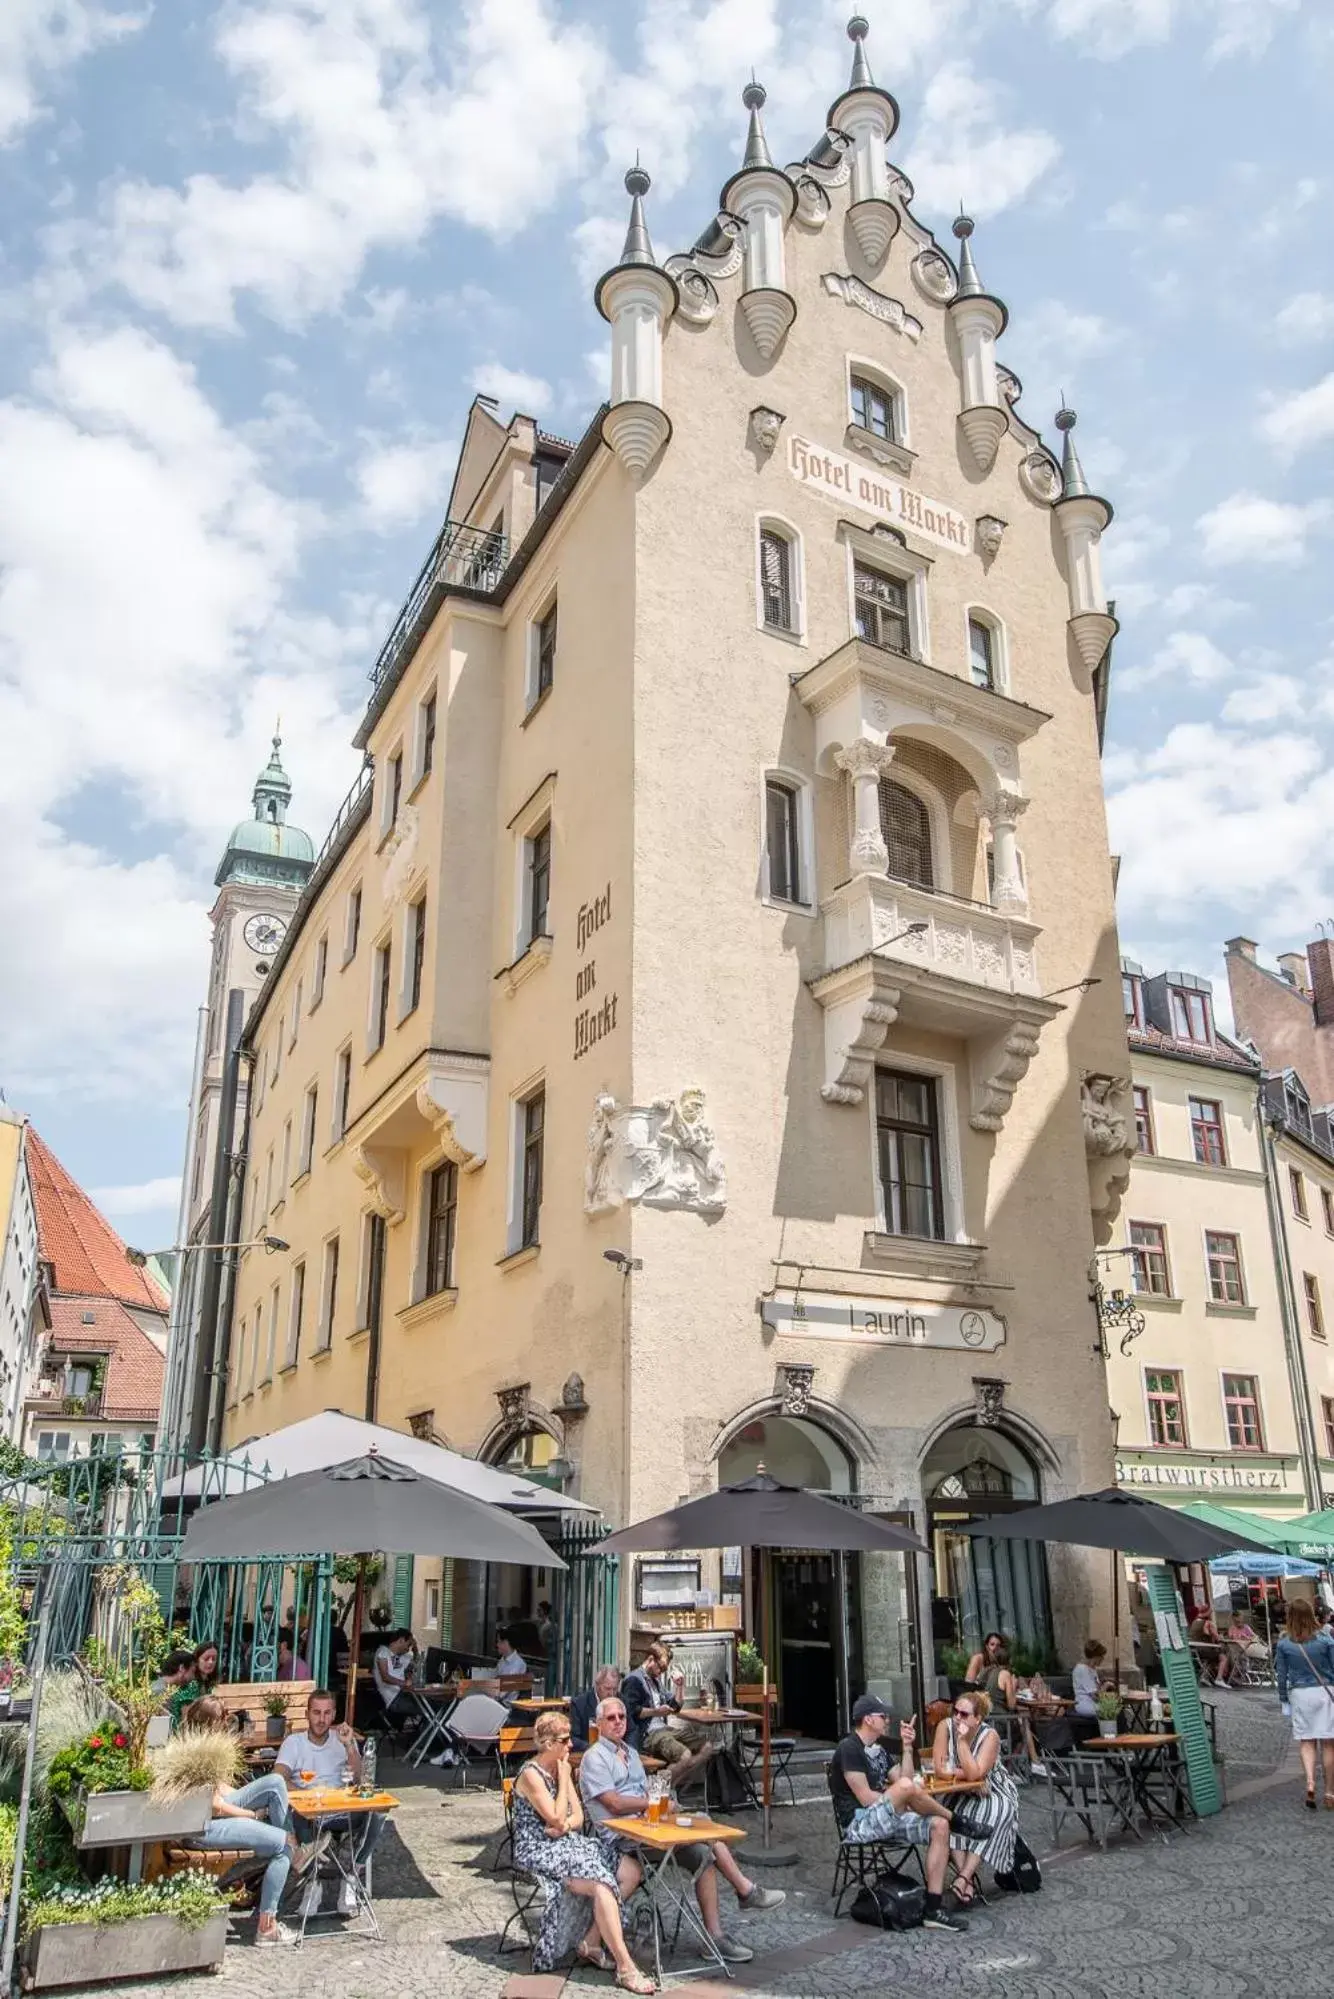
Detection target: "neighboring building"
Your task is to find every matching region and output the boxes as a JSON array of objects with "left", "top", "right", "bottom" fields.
[
  {"left": 0, "top": 1107, "right": 48, "bottom": 1441},
  {"left": 21, "top": 1131, "right": 168, "bottom": 1462},
  {"left": 200, "top": 22, "right": 1134, "bottom": 1719},
  {"left": 160, "top": 738, "right": 314, "bottom": 1452},
  {"left": 1108, "top": 961, "right": 1322, "bottom": 1519}
]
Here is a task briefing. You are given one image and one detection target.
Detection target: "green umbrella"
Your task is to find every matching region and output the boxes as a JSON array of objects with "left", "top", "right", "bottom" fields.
[
  {"left": 1175, "top": 1502, "right": 1298, "bottom": 1552},
  {"left": 1272, "top": 1508, "right": 1334, "bottom": 1564}
]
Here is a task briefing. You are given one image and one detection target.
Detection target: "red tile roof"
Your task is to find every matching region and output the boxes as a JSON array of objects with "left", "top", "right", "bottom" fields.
[
  {"left": 26, "top": 1130, "right": 169, "bottom": 1312},
  {"left": 43, "top": 1297, "right": 165, "bottom": 1423}
]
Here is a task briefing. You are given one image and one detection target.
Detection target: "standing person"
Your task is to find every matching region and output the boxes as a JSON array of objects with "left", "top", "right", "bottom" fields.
[
  {"left": 276, "top": 1688, "right": 384, "bottom": 1919},
  {"left": 512, "top": 1710, "right": 652, "bottom": 1991},
  {"left": 930, "top": 1692, "right": 1018, "bottom": 1904},
  {"left": 827, "top": 1695, "right": 967, "bottom": 1933},
  {"left": 1275, "top": 1599, "right": 1334, "bottom": 1809},
  {"left": 1071, "top": 1639, "right": 1108, "bottom": 1745},
  {"left": 169, "top": 1641, "right": 221, "bottom": 1729},
  {"left": 184, "top": 1697, "right": 327, "bottom": 1946},
  {"left": 371, "top": 1628, "right": 417, "bottom": 1725},
  {"left": 580, "top": 1695, "right": 784, "bottom": 1965}
]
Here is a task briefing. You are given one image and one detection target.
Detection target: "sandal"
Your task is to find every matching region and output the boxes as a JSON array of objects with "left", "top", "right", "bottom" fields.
[
  {"left": 577, "top": 1943, "right": 613, "bottom": 1971},
  {"left": 952, "top": 1876, "right": 977, "bottom": 1905},
  {"left": 615, "top": 1970, "right": 655, "bottom": 1995},
  {"left": 1305, "top": 1789, "right": 1317, "bottom": 1810}
]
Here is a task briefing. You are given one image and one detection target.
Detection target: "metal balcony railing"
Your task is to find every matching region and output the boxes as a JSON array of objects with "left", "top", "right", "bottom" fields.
[{"left": 370, "top": 519, "right": 509, "bottom": 688}]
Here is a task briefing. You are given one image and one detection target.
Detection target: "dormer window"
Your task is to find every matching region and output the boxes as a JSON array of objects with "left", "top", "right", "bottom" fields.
[
  {"left": 1170, "top": 986, "right": 1210, "bottom": 1043},
  {"left": 1285, "top": 1074, "right": 1312, "bottom": 1134},
  {"left": 1123, "top": 973, "right": 1145, "bottom": 1028}
]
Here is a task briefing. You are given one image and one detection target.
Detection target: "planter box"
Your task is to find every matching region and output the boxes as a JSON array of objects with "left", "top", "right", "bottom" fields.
[
  {"left": 71, "top": 1788, "right": 212, "bottom": 1849},
  {"left": 20, "top": 1911, "right": 228, "bottom": 1990}
]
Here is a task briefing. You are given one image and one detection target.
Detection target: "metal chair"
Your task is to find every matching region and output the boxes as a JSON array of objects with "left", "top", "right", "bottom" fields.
[
  {"left": 1043, "top": 1751, "right": 1139, "bottom": 1851},
  {"left": 444, "top": 1692, "right": 511, "bottom": 1788}
]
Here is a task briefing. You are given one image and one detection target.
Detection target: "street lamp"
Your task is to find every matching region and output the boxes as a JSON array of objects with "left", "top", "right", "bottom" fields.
[
  {"left": 884, "top": 921, "right": 930, "bottom": 946},
  {"left": 603, "top": 1250, "right": 642, "bottom": 1273},
  {"left": 126, "top": 1236, "right": 289, "bottom": 1268},
  {"left": 1089, "top": 1248, "right": 1146, "bottom": 1358}
]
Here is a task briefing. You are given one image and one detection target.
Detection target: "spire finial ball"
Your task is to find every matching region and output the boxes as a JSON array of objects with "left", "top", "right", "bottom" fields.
[
  {"left": 847, "top": 13, "right": 869, "bottom": 39},
  {"left": 742, "top": 80, "right": 767, "bottom": 112},
  {"left": 1055, "top": 405, "right": 1077, "bottom": 432},
  {"left": 624, "top": 165, "right": 651, "bottom": 198},
  {"left": 953, "top": 213, "right": 974, "bottom": 241}
]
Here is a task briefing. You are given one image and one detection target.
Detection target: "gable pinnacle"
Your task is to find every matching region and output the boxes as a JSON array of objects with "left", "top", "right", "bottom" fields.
[
  {"left": 847, "top": 14, "right": 873, "bottom": 88},
  {"left": 741, "top": 80, "right": 774, "bottom": 171},
  {"left": 953, "top": 212, "right": 984, "bottom": 298},
  {"left": 1055, "top": 404, "right": 1091, "bottom": 499},
  {"left": 618, "top": 163, "right": 656, "bottom": 268}
]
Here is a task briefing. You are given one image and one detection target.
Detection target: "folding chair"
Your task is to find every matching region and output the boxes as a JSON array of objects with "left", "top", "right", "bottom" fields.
[
  {"left": 1044, "top": 1751, "right": 1139, "bottom": 1850},
  {"left": 445, "top": 1692, "right": 511, "bottom": 1788},
  {"left": 498, "top": 1867, "right": 556, "bottom": 1954}
]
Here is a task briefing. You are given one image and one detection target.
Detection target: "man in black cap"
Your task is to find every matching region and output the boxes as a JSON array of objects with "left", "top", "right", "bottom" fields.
[{"left": 827, "top": 1693, "right": 966, "bottom": 1932}]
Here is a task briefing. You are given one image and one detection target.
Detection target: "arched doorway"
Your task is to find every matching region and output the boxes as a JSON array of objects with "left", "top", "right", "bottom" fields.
[
  {"left": 923, "top": 1423, "right": 1053, "bottom": 1675},
  {"left": 718, "top": 1414, "right": 866, "bottom": 1741}
]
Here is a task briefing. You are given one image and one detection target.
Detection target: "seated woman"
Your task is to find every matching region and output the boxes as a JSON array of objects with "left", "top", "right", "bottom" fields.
[
  {"left": 1225, "top": 1608, "right": 1269, "bottom": 1672},
  {"left": 168, "top": 1640, "right": 220, "bottom": 1730},
  {"left": 930, "top": 1690, "right": 1019, "bottom": 1905},
  {"left": 184, "top": 1697, "right": 327, "bottom": 1946},
  {"left": 512, "top": 1709, "right": 652, "bottom": 1992},
  {"left": 965, "top": 1633, "right": 1018, "bottom": 1707},
  {"left": 1071, "top": 1638, "right": 1108, "bottom": 1745}
]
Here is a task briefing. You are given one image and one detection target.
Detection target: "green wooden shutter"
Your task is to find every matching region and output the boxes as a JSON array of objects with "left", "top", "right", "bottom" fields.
[
  {"left": 392, "top": 1554, "right": 415, "bottom": 1629},
  {"left": 1146, "top": 1563, "right": 1221, "bottom": 1817}
]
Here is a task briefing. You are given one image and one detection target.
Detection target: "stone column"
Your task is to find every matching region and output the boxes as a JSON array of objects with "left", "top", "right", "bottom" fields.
[
  {"left": 836, "top": 738, "right": 896, "bottom": 875},
  {"left": 984, "top": 789, "right": 1029, "bottom": 911}
]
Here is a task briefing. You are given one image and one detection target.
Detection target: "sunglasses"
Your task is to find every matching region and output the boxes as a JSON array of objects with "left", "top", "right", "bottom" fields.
[{"left": 953, "top": 1707, "right": 976, "bottom": 1717}]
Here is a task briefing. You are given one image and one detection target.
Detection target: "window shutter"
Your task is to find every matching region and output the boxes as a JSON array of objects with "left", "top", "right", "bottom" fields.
[{"left": 878, "top": 781, "right": 933, "bottom": 887}]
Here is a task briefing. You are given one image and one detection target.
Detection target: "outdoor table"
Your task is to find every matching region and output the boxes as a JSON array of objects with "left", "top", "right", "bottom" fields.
[
  {"left": 405, "top": 1685, "right": 460, "bottom": 1768},
  {"left": 287, "top": 1786, "right": 400, "bottom": 1943},
  {"left": 602, "top": 1813, "right": 747, "bottom": 1986},
  {"left": 1084, "top": 1734, "right": 1190, "bottom": 1835},
  {"left": 508, "top": 1695, "right": 571, "bottom": 1714},
  {"left": 675, "top": 1708, "right": 761, "bottom": 1811},
  {"left": 921, "top": 1773, "right": 986, "bottom": 1797}
]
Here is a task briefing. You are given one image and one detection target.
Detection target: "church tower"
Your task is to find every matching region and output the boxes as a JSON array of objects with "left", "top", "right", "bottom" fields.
[{"left": 161, "top": 739, "right": 314, "bottom": 1450}]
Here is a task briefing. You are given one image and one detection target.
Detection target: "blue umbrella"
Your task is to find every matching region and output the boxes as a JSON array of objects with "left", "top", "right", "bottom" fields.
[{"left": 1208, "top": 1552, "right": 1320, "bottom": 1578}]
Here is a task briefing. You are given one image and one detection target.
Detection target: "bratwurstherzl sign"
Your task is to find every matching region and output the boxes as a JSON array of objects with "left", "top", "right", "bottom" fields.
[
  {"left": 762, "top": 1290, "right": 1004, "bottom": 1351},
  {"left": 787, "top": 435, "right": 972, "bottom": 556}
]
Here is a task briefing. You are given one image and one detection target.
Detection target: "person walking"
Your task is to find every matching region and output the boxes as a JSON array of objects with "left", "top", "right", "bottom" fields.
[{"left": 1275, "top": 1599, "right": 1334, "bottom": 1809}]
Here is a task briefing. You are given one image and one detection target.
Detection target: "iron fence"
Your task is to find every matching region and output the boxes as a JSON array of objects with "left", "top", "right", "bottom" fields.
[{"left": 370, "top": 519, "right": 509, "bottom": 688}]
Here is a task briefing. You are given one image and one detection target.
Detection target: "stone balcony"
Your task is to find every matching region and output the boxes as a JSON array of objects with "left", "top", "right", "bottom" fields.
[{"left": 810, "top": 874, "right": 1059, "bottom": 1132}]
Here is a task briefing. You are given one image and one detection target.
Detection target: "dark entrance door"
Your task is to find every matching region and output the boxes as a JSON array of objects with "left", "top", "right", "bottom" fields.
[{"left": 773, "top": 1552, "right": 840, "bottom": 1739}]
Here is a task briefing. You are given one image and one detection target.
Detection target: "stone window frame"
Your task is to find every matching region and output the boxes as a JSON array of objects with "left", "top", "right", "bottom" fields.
[
  {"left": 868, "top": 1049, "right": 967, "bottom": 1245},
  {"left": 1143, "top": 1365, "right": 1188, "bottom": 1449},
  {"left": 1220, "top": 1369, "right": 1264, "bottom": 1451},
  {"left": 963, "top": 603, "right": 1009, "bottom": 696},
  {"left": 759, "top": 764, "right": 815, "bottom": 912},
  {"left": 410, "top": 682, "right": 438, "bottom": 795},
  {"left": 754, "top": 513, "right": 806, "bottom": 643},
  {"left": 377, "top": 738, "right": 405, "bottom": 847},
  {"left": 525, "top": 586, "right": 559, "bottom": 715},
  {"left": 844, "top": 354, "right": 912, "bottom": 451},
  {"left": 839, "top": 521, "right": 932, "bottom": 665},
  {"left": 841, "top": 755, "right": 954, "bottom": 897}
]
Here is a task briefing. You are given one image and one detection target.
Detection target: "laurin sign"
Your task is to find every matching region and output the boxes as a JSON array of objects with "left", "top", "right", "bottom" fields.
[{"left": 786, "top": 435, "right": 972, "bottom": 556}]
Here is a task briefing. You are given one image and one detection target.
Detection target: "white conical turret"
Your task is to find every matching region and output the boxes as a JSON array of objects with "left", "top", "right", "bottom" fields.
[
  {"left": 594, "top": 166, "right": 679, "bottom": 478},
  {"left": 721, "top": 83, "right": 797, "bottom": 359},
  {"left": 827, "top": 16, "right": 901, "bottom": 267},
  {"left": 948, "top": 214, "right": 1009, "bottom": 473},
  {"left": 1052, "top": 407, "right": 1118, "bottom": 685}
]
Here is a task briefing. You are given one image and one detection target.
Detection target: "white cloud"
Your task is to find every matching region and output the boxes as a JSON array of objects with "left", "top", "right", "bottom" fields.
[
  {"left": 355, "top": 434, "right": 457, "bottom": 530},
  {"left": 1274, "top": 293, "right": 1334, "bottom": 345},
  {"left": 1196, "top": 491, "right": 1331, "bottom": 567},
  {"left": 903, "top": 62, "right": 1060, "bottom": 219},
  {"left": 584, "top": 346, "right": 611, "bottom": 399},
  {"left": 469, "top": 363, "right": 552, "bottom": 414},
  {"left": 1259, "top": 374, "right": 1334, "bottom": 458},
  {"left": 0, "top": 0, "right": 145, "bottom": 144},
  {"left": 89, "top": 1174, "right": 183, "bottom": 1218},
  {"left": 1220, "top": 674, "right": 1306, "bottom": 724},
  {"left": 90, "top": 0, "right": 609, "bottom": 330},
  {"left": 1118, "top": 629, "right": 1234, "bottom": 694},
  {"left": 1024, "top": 0, "right": 1297, "bottom": 61}
]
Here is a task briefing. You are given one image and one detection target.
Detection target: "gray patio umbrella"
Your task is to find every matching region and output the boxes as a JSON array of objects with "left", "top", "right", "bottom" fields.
[
  {"left": 600, "top": 1473, "right": 927, "bottom": 1853},
  {"left": 181, "top": 1449, "right": 563, "bottom": 1708}
]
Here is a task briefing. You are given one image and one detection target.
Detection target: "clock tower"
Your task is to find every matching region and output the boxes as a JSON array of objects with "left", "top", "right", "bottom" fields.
[{"left": 161, "top": 737, "right": 315, "bottom": 1450}]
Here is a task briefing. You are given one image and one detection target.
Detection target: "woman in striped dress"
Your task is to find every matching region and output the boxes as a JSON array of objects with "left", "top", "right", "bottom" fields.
[{"left": 930, "top": 1690, "right": 1019, "bottom": 1903}]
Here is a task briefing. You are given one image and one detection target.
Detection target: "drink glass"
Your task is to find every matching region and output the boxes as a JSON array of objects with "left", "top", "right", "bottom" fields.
[
  {"left": 300, "top": 1769, "right": 316, "bottom": 1788},
  {"left": 588, "top": 1722, "right": 599, "bottom": 1745}
]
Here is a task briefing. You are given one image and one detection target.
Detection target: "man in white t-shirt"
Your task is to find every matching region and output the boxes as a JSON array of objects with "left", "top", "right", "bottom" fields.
[
  {"left": 276, "top": 1690, "right": 385, "bottom": 1919},
  {"left": 371, "top": 1628, "right": 417, "bottom": 1722}
]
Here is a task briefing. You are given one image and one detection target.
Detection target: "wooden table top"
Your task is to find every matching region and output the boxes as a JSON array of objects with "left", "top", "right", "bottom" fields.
[
  {"left": 1084, "top": 1733, "right": 1179, "bottom": 1749},
  {"left": 289, "top": 1787, "right": 400, "bottom": 1815},
  {"left": 509, "top": 1696, "right": 571, "bottom": 1711},
  {"left": 922, "top": 1774, "right": 986, "bottom": 1795},
  {"left": 602, "top": 1814, "right": 745, "bottom": 1850},
  {"left": 678, "top": 1708, "right": 757, "bottom": 1725}
]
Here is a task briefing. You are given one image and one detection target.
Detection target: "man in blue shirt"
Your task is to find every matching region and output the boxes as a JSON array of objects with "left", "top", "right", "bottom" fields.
[{"left": 578, "top": 1694, "right": 784, "bottom": 1965}]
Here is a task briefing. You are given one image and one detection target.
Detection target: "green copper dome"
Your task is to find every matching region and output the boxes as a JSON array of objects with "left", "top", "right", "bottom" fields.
[{"left": 215, "top": 736, "right": 315, "bottom": 889}]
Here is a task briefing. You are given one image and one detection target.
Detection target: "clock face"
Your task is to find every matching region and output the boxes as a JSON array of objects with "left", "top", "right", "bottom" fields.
[{"left": 244, "top": 913, "right": 287, "bottom": 954}]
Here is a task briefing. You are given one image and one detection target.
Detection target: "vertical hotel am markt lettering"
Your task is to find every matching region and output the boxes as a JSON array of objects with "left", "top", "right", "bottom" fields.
[{"left": 167, "top": 17, "right": 1132, "bottom": 1727}]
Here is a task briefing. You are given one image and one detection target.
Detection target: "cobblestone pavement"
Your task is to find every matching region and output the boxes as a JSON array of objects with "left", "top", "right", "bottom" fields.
[{"left": 46, "top": 1693, "right": 1334, "bottom": 1999}]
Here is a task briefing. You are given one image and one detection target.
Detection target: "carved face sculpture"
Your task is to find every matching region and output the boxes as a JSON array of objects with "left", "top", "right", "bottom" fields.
[{"left": 678, "top": 1088, "right": 706, "bottom": 1128}]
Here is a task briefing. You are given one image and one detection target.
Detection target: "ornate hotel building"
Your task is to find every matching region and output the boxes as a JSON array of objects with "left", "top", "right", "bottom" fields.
[{"left": 182, "top": 20, "right": 1136, "bottom": 1720}]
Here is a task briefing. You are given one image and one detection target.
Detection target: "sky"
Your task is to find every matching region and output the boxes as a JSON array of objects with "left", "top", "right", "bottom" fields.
[{"left": 1, "top": 0, "right": 1332, "bottom": 1261}]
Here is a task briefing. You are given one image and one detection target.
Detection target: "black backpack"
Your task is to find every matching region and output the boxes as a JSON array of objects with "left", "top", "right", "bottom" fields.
[
  {"left": 849, "top": 1869, "right": 925, "bottom": 1930},
  {"left": 994, "top": 1832, "right": 1042, "bottom": 1894}
]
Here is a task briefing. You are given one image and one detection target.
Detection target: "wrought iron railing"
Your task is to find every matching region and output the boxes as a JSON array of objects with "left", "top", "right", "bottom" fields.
[
  {"left": 370, "top": 519, "right": 509, "bottom": 689},
  {"left": 309, "top": 757, "right": 373, "bottom": 880}
]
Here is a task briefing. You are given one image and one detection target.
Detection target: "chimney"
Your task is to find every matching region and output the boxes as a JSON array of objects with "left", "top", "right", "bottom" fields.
[
  {"left": 1225, "top": 935, "right": 1257, "bottom": 963},
  {"left": 1278, "top": 952, "right": 1312, "bottom": 995},
  {"left": 1308, "top": 939, "right": 1334, "bottom": 1029}
]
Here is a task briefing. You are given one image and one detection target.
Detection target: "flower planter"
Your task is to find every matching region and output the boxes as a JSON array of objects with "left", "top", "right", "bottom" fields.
[
  {"left": 68, "top": 1786, "right": 212, "bottom": 1848},
  {"left": 1097, "top": 1720, "right": 1119, "bottom": 1739},
  {"left": 20, "top": 1911, "right": 228, "bottom": 1990},
  {"left": 265, "top": 1715, "right": 286, "bottom": 1742}
]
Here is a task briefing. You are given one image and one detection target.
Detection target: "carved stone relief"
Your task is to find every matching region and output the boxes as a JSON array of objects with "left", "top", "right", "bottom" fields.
[
  {"left": 970, "top": 1021, "right": 1043, "bottom": 1132},
  {"left": 792, "top": 173, "right": 831, "bottom": 228},
  {"left": 997, "top": 367, "right": 1023, "bottom": 406},
  {"left": 911, "top": 249, "right": 957, "bottom": 305},
  {"left": 585, "top": 1089, "right": 727, "bottom": 1217},
  {"left": 975, "top": 514, "right": 1007, "bottom": 559},
  {"left": 973, "top": 1376, "right": 1007, "bottom": 1427},
  {"left": 778, "top": 1364, "right": 816, "bottom": 1417},
  {"left": 380, "top": 803, "right": 420, "bottom": 909},
  {"left": 821, "top": 272, "right": 923, "bottom": 342},
  {"left": 352, "top": 1142, "right": 406, "bottom": 1226},
  {"left": 663, "top": 259, "right": 720, "bottom": 325},
  {"left": 749, "top": 406, "right": 785, "bottom": 455},
  {"left": 1081, "top": 1072, "right": 1132, "bottom": 1159},
  {"left": 496, "top": 1383, "right": 530, "bottom": 1427},
  {"left": 1019, "top": 451, "right": 1062, "bottom": 506}
]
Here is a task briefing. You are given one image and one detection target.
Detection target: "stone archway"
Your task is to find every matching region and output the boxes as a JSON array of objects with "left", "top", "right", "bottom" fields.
[{"left": 921, "top": 1420, "right": 1054, "bottom": 1675}]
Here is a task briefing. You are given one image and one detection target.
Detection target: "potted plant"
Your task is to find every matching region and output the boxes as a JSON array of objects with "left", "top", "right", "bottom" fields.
[
  {"left": 20, "top": 1873, "right": 232, "bottom": 1990},
  {"left": 734, "top": 1641, "right": 773, "bottom": 1706},
  {"left": 263, "top": 1692, "right": 288, "bottom": 1742},
  {"left": 1095, "top": 1692, "right": 1122, "bottom": 1739}
]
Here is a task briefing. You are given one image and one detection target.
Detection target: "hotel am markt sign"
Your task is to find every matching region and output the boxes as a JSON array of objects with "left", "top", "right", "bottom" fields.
[
  {"left": 763, "top": 1289, "right": 1005, "bottom": 1352},
  {"left": 787, "top": 435, "right": 972, "bottom": 557}
]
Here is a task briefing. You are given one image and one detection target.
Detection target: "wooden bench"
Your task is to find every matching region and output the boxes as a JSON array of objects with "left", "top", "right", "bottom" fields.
[{"left": 213, "top": 1680, "right": 316, "bottom": 1744}]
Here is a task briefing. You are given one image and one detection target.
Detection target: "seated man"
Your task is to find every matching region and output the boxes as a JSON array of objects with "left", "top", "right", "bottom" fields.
[
  {"left": 276, "top": 1688, "right": 386, "bottom": 1920},
  {"left": 371, "top": 1627, "right": 418, "bottom": 1723},
  {"left": 151, "top": 1647, "right": 196, "bottom": 1698},
  {"left": 579, "top": 1694, "right": 784, "bottom": 1965},
  {"left": 621, "top": 1641, "right": 713, "bottom": 1784},
  {"left": 570, "top": 1665, "right": 622, "bottom": 1750},
  {"left": 495, "top": 1627, "right": 528, "bottom": 1683},
  {"left": 828, "top": 1694, "right": 967, "bottom": 1934}
]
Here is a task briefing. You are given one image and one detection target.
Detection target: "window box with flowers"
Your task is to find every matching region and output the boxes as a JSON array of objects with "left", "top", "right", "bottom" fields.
[
  {"left": 47, "top": 1730, "right": 210, "bottom": 1847},
  {"left": 20, "top": 1874, "right": 231, "bottom": 1989}
]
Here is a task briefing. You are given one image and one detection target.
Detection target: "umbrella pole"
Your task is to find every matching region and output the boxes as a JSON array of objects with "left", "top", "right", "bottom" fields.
[
  {"left": 1112, "top": 1547, "right": 1121, "bottom": 1693},
  {"left": 762, "top": 1661, "right": 771, "bottom": 1847},
  {"left": 346, "top": 1555, "right": 366, "bottom": 1721}
]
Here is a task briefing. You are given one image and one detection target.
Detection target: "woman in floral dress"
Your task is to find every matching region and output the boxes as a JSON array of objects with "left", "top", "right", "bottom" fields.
[{"left": 512, "top": 1710, "right": 652, "bottom": 1991}]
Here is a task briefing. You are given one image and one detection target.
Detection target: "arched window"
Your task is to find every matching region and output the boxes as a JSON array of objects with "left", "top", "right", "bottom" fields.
[
  {"left": 718, "top": 1414, "right": 854, "bottom": 1494},
  {"left": 967, "top": 618, "right": 995, "bottom": 689},
  {"left": 879, "top": 780, "right": 933, "bottom": 887},
  {"left": 849, "top": 371, "right": 902, "bottom": 444},
  {"left": 756, "top": 520, "right": 803, "bottom": 637}
]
